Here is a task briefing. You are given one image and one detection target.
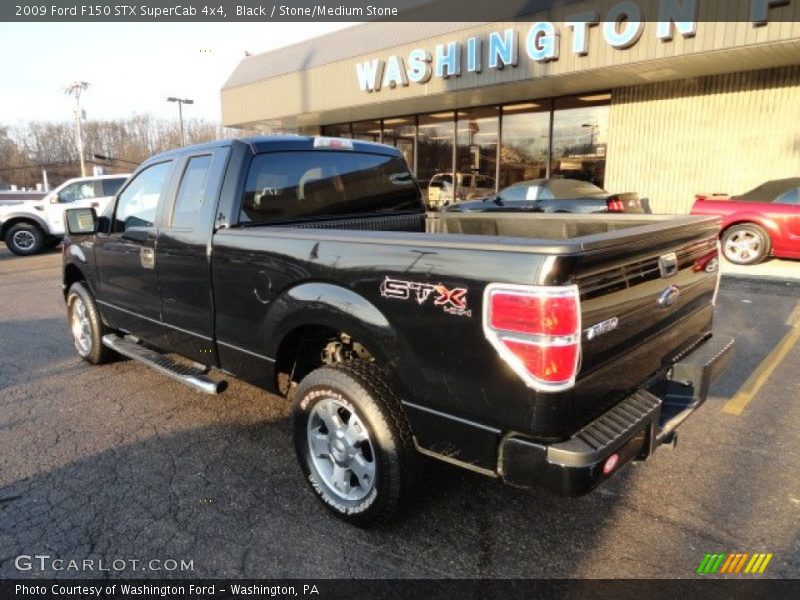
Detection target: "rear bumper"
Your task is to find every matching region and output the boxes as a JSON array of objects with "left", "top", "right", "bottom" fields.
[{"left": 499, "top": 335, "right": 735, "bottom": 496}]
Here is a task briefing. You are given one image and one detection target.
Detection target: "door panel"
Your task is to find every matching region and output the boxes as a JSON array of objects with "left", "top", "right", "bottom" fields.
[
  {"left": 94, "top": 161, "right": 175, "bottom": 342},
  {"left": 156, "top": 149, "right": 229, "bottom": 364},
  {"left": 766, "top": 189, "right": 800, "bottom": 256}
]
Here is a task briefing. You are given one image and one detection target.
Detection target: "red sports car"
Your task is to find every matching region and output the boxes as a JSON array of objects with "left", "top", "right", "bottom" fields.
[{"left": 691, "top": 178, "right": 800, "bottom": 264}]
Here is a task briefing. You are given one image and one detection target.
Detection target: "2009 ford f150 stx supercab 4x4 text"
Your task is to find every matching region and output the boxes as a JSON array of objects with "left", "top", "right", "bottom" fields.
[{"left": 61, "top": 136, "right": 733, "bottom": 526}]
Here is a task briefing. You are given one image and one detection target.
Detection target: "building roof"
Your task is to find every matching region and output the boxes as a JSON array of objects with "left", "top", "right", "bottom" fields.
[{"left": 223, "top": 22, "right": 480, "bottom": 89}]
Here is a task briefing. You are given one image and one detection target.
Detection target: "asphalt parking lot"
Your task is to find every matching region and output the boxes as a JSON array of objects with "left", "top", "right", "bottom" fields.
[{"left": 1, "top": 246, "right": 799, "bottom": 579}]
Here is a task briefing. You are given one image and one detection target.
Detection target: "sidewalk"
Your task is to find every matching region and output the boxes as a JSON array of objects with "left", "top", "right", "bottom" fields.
[{"left": 720, "top": 257, "right": 800, "bottom": 282}]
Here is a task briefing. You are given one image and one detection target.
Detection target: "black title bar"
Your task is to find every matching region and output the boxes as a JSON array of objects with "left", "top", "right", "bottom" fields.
[
  {"left": 2, "top": 0, "right": 799, "bottom": 22},
  {"left": 3, "top": 579, "right": 800, "bottom": 600}
]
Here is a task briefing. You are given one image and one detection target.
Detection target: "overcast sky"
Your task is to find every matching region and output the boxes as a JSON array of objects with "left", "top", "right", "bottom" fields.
[{"left": 0, "top": 22, "right": 358, "bottom": 125}]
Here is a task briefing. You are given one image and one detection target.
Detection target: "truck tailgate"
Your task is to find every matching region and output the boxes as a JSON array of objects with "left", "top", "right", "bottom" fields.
[
  {"left": 426, "top": 212, "right": 724, "bottom": 436},
  {"left": 571, "top": 218, "right": 721, "bottom": 427}
]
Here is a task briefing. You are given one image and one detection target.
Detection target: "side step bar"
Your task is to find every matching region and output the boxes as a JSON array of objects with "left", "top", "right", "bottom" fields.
[{"left": 102, "top": 334, "right": 227, "bottom": 395}]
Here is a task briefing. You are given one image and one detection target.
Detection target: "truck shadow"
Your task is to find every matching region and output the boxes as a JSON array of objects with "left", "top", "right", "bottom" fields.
[
  {"left": 0, "top": 413, "right": 627, "bottom": 579},
  {"left": 0, "top": 245, "right": 61, "bottom": 262}
]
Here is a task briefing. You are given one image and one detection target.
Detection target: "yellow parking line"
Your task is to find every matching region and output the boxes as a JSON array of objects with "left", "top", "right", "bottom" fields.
[{"left": 722, "top": 302, "right": 800, "bottom": 416}]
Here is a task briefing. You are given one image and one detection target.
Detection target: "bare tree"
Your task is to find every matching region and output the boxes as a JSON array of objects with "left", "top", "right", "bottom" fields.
[{"left": 1, "top": 115, "right": 260, "bottom": 189}]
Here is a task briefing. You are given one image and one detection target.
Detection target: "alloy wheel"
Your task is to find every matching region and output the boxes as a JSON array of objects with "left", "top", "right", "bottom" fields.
[
  {"left": 306, "top": 397, "right": 376, "bottom": 501},
  {"left": 70, "top": 296, "right": 93, "bottom": 357},
  {"left": 12, "top": 230, "right": 36, "bottom": 251},
  {"left": 724, "top": 230, "right": 761, "bottom": 263}
]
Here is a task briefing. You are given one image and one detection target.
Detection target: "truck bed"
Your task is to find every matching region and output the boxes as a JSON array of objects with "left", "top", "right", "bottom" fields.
[
  {"left": 251, "top": 211, "right": 719, "bottom": 256},
  {"left": 215, "top": 211, "right": 720, "bottom": 441}
]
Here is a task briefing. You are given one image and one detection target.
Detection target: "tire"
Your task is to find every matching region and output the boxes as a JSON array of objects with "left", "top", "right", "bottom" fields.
[
  {"left": 292, "top": 361, "right": 417, "bottom": 527},
  {"left": 4, "top": 222, "right": 45, "bottom": 256},
  {"left": 66, "top": 282, "right": 114, "bottom": 365},
  {"left": 722, "top": 224, "right": 771, "bottom": 265}
]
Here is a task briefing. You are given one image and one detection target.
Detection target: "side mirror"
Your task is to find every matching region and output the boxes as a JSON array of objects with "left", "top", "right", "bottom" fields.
[
  {"left": 65, "top": 208, "right": 97, "bottom": 235},
  {"left": 49, "top": 193, "right": 60, "bottom": 204}
]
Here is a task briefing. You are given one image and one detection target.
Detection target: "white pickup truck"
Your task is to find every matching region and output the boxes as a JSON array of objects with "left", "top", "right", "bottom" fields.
[{"left": 0, "top": 174, "right": 129, "bottom": 255}]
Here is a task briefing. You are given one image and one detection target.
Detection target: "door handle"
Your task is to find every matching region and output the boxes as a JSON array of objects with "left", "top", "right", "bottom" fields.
[{"left": 140, "top": 247, "right": 155, "bottom": 269}]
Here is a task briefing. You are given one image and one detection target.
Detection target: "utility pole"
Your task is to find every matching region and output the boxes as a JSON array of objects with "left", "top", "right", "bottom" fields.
[
  {"left": 64, "top": 81, "right": 89, "bottom": 177},
  {"left": 167, "top": 97, "right": 194, "bottom": 147}
]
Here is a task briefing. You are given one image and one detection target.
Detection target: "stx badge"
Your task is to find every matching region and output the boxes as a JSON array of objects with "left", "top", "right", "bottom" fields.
[{"left": 380, "top": 277, "right": 472, "bottom": 317}]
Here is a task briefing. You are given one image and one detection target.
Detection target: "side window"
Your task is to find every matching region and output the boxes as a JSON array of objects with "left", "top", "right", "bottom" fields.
[
  {"left": 114, "top": 162, "right": 172, "bottom": 232},
  {"left": 500, "top": 186, "right": 528, "bottom": 202},
  {"left": 59, "top": 181, "right": 96, "bottom": 203},
  {"left": 775, "top": 188, "right": 799, "bottom": 206},
  {"left": 102, "top": 178, "right": 127, "bottom": 197},
  {"left": 524, "top": 186, "right": 543, "bottom": 201},
  {"left": 171, "top": 155, "right": 212, "bottom": 229}
]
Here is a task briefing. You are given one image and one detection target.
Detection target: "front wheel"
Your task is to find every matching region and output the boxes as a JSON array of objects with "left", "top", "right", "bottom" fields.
[
  {"left": 66, "top": 282, "right": 114, "bottom": 365},
  {"left": 722, "top": 224, "right": 770, "bottom": 265},
  {"left": 292, "top": 362, "right": 417, "bottom": 527},
  {"left": 4, "top": 222, "right": 45, "bottom": 256}
]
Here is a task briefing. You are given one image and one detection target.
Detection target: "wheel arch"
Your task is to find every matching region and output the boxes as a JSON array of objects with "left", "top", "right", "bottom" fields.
[
  {"left": 720, "top": 217, "right": 778, "bottom": 240},
  {"left": 63, "top": 263, "right": 89, "bottom": 300},
  {"left": 264, "top": 282, "right": 417, "bottom": 394},
  {"left": 0, "top": 214, "right": 50, "bottom": 238}
]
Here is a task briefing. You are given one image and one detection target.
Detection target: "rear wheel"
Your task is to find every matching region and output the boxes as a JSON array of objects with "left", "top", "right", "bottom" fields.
[
  {"left": 722, "top": 224, "right": 770, "bottom": 265},
  {"left": 292, "top": 362, "right": 417, "bottom": 527},
  {"left": 66, "top": 282, "right": 114, "bottom": 365},
  {"left": 4, "top": 222, "right": 45, "bottom": 256}
]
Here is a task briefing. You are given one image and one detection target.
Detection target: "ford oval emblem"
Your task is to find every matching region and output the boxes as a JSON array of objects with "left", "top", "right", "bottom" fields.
[{"left": 657, "top": 285, "right": 681, "bottom": 309}]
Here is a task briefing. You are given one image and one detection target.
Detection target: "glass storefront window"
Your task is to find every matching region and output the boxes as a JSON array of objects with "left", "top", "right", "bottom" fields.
[
  {"left": 352, "top": 119, "right": 382, "bottom": 143},
  {"left": 456, "top": 106, "right": 499, "bottom": 199},
  {"left": 320, "top": 91, "right": 611, "bottom": 204},
  {"left": 381, "top": 116, "right": 416, "bottom": 174},
  {"left": 500, "top": 101, "right": 552, "bottom": 188},
  {"left": 321, "top": 123, "right": 351, "bottom": 138},
  {"left": 551, "top": 94, "right": 610, "bottom": 188},
  {"left": 417, "top": 111, "right": 455, "bottom": 207}
]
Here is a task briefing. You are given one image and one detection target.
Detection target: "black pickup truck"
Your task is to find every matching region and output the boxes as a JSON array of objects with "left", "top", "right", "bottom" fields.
[{"left": 62, "top": 136, "right": 733, "bottom": 526}]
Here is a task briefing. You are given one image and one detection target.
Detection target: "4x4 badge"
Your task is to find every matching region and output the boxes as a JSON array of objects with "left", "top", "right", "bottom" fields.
[{"left": 380, "top": 277, "right": 472, "bottom": 317}]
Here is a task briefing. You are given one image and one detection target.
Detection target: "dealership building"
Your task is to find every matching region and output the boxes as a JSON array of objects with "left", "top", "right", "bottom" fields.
[{"left": 221, "top": 0, "right": 800, "bottom": 213}]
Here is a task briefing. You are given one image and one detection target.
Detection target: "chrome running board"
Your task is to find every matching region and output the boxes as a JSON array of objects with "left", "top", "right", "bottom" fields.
[{"left": 102, "top": 334, "right": 227, "bottom": 395}]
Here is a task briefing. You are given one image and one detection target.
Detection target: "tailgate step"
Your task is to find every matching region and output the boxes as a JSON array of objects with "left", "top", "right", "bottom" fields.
[
  {"left": 102, "top": 334, "right": 226, "bottom": 395},
  {"left": 547, "top": 389, "right": 662, "bottom": 467}
]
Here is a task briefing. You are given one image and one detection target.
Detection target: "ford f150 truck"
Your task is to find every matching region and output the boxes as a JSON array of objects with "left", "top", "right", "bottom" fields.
[
  {"left": 61, "top": 136, "right": 733, "bottom": 526},
  {"left": 1, "top": 174, "right": 128, "bottom": 255}
]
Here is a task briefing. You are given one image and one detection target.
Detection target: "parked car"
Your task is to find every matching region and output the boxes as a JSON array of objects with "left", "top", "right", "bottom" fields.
[
  {"left": 62, "top": 136, "right": 732, "bottom": 526},
  {"left": 443, "top": 178, "right": 646, "bottom": 214},
  {"left": 691, "top": 178, "right": 800, "bottom": 264},
  {"left": 427, "top": 172, "right": 495, "bottom": 210},
  {"left": 0, "top": 174, "right": 129, "bottom": 255}
]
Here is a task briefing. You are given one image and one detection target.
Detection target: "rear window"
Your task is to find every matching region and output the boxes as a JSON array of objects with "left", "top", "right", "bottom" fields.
[
  {"left": 240, "top": 151, "right": 421, "bottom": 223},
  {"left": 548, "top": 179, "right": 608, "bottom": 199}
]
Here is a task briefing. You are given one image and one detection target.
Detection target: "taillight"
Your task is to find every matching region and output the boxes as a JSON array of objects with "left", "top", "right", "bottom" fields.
[
  {"left": 607, "top": 196, "right": 625, "bottom": 212},
  {"left": 483, "top": 284, "right": 581, "bottom": 392}
]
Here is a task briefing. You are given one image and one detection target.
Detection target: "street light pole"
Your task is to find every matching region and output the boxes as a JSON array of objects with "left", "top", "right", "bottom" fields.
[
  {"left": 167, "top": 97, "right": 194, "bottom": 147},
  {"left": 65, "top": 81, "right": 89, "bottom": 177}
]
